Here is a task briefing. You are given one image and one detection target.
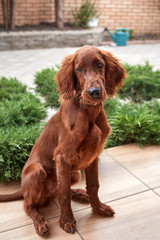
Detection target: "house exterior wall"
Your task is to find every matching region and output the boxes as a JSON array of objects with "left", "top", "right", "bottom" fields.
[{"left": 0, "top": 0, "right": 159, "bottom": 35}]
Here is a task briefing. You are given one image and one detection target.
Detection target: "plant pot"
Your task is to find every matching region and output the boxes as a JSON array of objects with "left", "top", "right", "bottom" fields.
[{"left": 87, "top": 18, "right": 99, "bottom": 28}]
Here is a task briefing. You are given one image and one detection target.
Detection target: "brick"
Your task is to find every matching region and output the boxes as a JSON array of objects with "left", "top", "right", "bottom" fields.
[{"left": 0, "top": 0, "right": 159, "bottom": 35}]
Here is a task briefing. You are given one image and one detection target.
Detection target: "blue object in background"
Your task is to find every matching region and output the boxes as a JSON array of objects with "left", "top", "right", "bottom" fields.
[{"left": 105, "top": 28, "right": 131, "bottom": 46}]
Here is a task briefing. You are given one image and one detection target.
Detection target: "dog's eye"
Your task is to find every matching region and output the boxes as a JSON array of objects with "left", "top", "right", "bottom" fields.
[
  {"left": 77, "top": 68, "right": 83, "bottom": 73},
  {"left": 97, "top": 62, "right": 103, "bottom": 69}
]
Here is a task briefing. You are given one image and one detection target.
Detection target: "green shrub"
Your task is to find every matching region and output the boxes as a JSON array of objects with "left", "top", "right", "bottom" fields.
[
  {"left": 0, "top": 77, "right": 47, "bottom": 182},
  {"left": 119, "top": 62, "right": 160, "bottom": 102},
  {"left": 72, "top": 0, "right": 98, "bottom": 28},
  {"left": 0, "top": 93, "right": 47, "bottom": 127},
  {"left": 34, "top": 67, "right": 59, "bottom": 108},
  {"left": 106, "top": 100, "right": 160, "bottom": 147},
  {"left": 0, "top": 77, "right": 27, "bottom": 101},
  {"left": 0, "top": 124, "right": 44, "bottom": 182},
  {"left": 103, "top": 98, "right": 120, "bottom": 117}
]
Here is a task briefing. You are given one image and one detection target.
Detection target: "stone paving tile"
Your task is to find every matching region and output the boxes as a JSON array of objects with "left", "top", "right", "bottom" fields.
[
  {"left": 0, "top": 181, "right": 21, "bottom": 195},
  {"left": 153, "top": 187, "right": 160, "bottom": 196},
  {"left": 76, "top": 191, "right": 160, "bottom": 240},
  {"left": 0, "top": 217, "right": 81, "bottom": 240},
  {"left": 108, "top": 145, "right": 160, "bottom": 189},
  {"left": 106, "top": 143, "right": 144, "bottom": 156},
  {"left": 0, "top": 200, "right": 60, "bottom": 233}
]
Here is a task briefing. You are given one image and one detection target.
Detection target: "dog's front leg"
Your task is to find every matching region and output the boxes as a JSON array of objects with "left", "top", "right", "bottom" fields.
[
  {"left": 55, "top": 153, "right": 76, "bottom": 233},
  {"left": 85, "top": 157, "right": 115, "bottom": 217}
]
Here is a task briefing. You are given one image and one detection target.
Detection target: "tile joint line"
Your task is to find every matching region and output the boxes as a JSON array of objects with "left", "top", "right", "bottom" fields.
[
  {"left": 76, "top": 229, "right": 85, "bottom": 240},
  {"left": 107, "top": 152, "right": 160, "bottom": 198}
]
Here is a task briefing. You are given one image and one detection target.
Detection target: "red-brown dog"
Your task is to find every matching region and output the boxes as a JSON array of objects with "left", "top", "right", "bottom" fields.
[{"left": 0, "top": 46, "right": 126, "bottom": 236}]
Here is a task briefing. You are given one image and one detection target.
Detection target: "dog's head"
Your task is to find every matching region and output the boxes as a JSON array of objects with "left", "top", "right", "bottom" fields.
[{"left": 56, "top": 45, "right": 126, "bottom": 104}]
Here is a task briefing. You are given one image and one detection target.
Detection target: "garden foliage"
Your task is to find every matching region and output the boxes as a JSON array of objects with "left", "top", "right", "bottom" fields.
[
  {"left": 119, "top": 62, "right": 160, "bottom": 102},
  {"left": 105, "top": 99, "right": 160, "bottom": 147},
  {"left": 34, "top": 67, "right": 59, "bottom": 108},
  {"left": 0, "top": 77, "right": 46, "bottom": 182},
  {"left": 72, "top": 0, "right": 98, "bottom": 28}
]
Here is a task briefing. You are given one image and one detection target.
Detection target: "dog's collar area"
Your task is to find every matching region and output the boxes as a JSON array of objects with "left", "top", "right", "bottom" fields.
[{"left": 79, "top": 98, "right": 98, "bottom": 106}]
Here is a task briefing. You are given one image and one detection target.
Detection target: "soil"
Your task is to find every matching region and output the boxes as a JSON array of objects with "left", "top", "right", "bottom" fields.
[{"left": 0, "top": 22, "right": 83, "bottom": 32}]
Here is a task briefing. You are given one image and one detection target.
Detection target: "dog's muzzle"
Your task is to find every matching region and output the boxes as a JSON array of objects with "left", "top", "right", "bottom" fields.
[{"left": 87, "top": 87, "right": 101, "bottom": 99}]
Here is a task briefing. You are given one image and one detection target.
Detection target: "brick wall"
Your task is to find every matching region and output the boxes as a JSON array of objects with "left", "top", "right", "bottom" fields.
[{"left": 0, "top": 0, "right": 160, "bottom": 35}]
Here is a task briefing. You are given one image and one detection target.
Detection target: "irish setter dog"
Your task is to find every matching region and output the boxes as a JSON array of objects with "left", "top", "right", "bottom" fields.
[{"left": 0, "top": 46, "right": 126, "bottom": 236}]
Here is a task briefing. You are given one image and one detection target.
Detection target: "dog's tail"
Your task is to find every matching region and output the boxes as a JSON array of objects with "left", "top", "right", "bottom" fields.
[{"left": 0, "top": 189, "right": 23, "bottom": 202}]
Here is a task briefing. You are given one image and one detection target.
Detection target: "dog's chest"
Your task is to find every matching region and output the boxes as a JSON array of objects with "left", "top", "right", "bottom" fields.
[{"left": 71, "top": 125, "right": 105, "bottom": 170}]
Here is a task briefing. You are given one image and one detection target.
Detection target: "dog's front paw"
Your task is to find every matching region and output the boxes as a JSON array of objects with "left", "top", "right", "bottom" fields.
[
  {"left": 93, "top": 203, "right": 115, "bottom": 217},
  {"left": 60, "top": 216, "right": 76, "bottom": 233},
  {"left": 34, "top": 217, "right": 49, "bottom": 236}
]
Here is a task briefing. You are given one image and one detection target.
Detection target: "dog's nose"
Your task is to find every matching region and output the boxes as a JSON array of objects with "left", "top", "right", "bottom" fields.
[{"left": 88, "top": 87, "right": 101, "bottom": 99}]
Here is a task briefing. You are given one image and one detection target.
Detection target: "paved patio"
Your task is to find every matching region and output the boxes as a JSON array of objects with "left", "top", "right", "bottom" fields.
[{"left": 0, "top": 144, "right": 160, "bottom": 240}]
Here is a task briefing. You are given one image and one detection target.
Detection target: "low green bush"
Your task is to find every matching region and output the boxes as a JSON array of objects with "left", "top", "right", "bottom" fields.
[
  {"left": 34, "top": 67, "right": 59, "bottom": 108},
  {"left": 106, "top": 100, "right": 160, "bottom": 147},
  {"left": 0, "top": 93, "right": 46, "bottom": 127},
  {"left": 103, "top": 98, "right": 120, "bottom": 117},
  {"left": 0, "top": 124, "right": 44, "bottom": 182},
  {"left": 119, "top": 62, "right": 160, "bottom": 102},
  {"left": 0, "top": 77, "right": 47, "bottom": 182},
  {"left": 0, "top": 77, "right": 26, "bottom": 101}
]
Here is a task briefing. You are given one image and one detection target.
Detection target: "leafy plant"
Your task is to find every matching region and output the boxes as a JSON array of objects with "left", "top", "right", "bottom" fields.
[
  {"left": 0, "top": 77, "right": 27, "bottom": 101},
  {"left": 34, "top": 67, "right": 59, "bottom": 108},
  {"left": 119, "top": 62, "right": 160, "bottom": 102},
  {"left": 0, "top": 77, "right": 47, "bottom": 182},
  {"left": 72, "top": 0, "right": 98, "bottom": 28},
  {"left": 106, "top": 100, "right": 160, "bottom": 147},
  {"left": 103, "top": 98, "right": 120, "bottom": 117},
  {"left": 0, "top": 93, "right": 46, "bottom": 127},
  {"left": 0, "top": 124, "right": 44, "bottom": 182},
  {"left": 130, "top": 29, "right": 134, "bottom": 38}
]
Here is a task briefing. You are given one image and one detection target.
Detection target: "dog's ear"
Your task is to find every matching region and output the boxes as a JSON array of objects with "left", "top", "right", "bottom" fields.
[
  {"left": 99, "top": 50, "right": 127, "bottom": 96},
  {"left": 55, "top": 54, "right": 75, "bottom": 99}
]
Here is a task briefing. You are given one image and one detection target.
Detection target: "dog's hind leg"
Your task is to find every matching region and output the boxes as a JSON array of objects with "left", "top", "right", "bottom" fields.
[
  {"left": 71, "top": 171, "right": 89, "bottom": 203},
  {"left": 71, "top": 188, "right": 90, "bottom": 203},
  {"left": 22, "top": 163, "right": 49, "bottom": 236},
  {"left": 25, "top": 205, "right": 49, "bottom": 236}
]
